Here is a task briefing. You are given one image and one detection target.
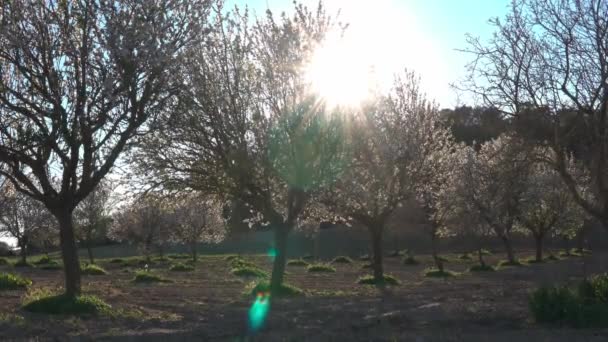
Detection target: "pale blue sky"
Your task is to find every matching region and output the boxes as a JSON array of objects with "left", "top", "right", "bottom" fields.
[{"left": 226, "top": 0, "right": 510, "bottom": 107}]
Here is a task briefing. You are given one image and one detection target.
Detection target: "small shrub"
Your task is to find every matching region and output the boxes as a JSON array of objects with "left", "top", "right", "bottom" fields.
[
  {"left": 307, "top": 264, "right": 336, "bottom": 273},
  {"left": 424, "top": 268, "right": 459, "bottom": 278},
  {"left": 0, "top": 258, "right": 9, "bottom": 266},
  {"left": 13, "top": 260, "right": 34, "bottom": 268},
  {"left": 109, "top": 258, "right": 124, "bottom": 264},
  {"left": 529, "top": 285, "right": 580, "bottom": 324},
  {"left": 247, "top": 281, "right": 303, "bottom": 297},
  {"left": 232, "top": 267, "right": 267, "bottom": 278},
  {"left": 170, "top": 263, "right": 195, "bottom": 272},
  {"left": 331, "top": 256, "right": 353, "bottom": 264},
  {"left": 132, "top": 270, "right": 171, "bottom": 283},
  {"left": 359, "top": 254, "right": 370, "bottom": 261},
  {"left": 357, "top": 274, "right": 400, "bottom": 286},
  {"left": 33, "top": 256, "right": 52, "bottom": 265},
  {"left": 498, "top": 259, "right": 524, "bottom": 267},
  {"left": 81, "top": 264, "right": 107, "bottom": 276},
  {"left": 402, "top": 256, "right": 419, "bottom": 265},
  {"left": 469, "top": 264, "right": 495, "bottom": 272},
  {"left": 287, "top": 259, "right": 309, "bottom": 267},
  {"left": 0, "top": 273, "right": 32, "bottom": 290},
  {"left": 22, "top": 288, "right": 110, "bottom": 315}
]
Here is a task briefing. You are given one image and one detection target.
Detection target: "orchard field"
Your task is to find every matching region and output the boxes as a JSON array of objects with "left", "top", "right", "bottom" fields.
[{"left": 1, "top": 249, "right": 607, "bottom": 341}]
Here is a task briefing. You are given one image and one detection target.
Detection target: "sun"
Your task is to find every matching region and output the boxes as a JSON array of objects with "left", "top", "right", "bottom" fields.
[{"left": 304, "top": 34, "right": 375, "bottom": 108}]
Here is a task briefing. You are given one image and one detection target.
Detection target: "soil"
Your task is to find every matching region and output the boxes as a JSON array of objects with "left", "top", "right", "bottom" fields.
[{"left": 1, "top": 250, "right": 608, "bottom": 341}]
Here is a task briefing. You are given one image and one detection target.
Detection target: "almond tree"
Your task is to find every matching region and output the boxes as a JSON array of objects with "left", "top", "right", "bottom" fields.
[
  {"left": 0, "top": 0, "right": 210, "bottom": 297},
  {"left": 131, "top": 3, "right": 346, "bottom": 293},
  {"left": 172, "top": 194, "right": 226, "bottom": 262},
  {"left": 321, "top": 72, "right": 440, "bottom": 283},
  {"left": 463, "top": 0, "right": 608, "bottom": 229}
]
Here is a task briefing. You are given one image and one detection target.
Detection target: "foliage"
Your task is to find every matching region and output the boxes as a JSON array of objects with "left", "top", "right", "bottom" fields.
[
  {"left": 132, "top": 271, "right": 171, "bottom": 284},
  {"left": 331, "top": 256, "right": 353, "bottom": 264},
  {"left": 22, "top": 288, "right": 110, "bottom": 316},
  {"left": 81, "top": 264, "right": 107, "bottom": 276},
  {"left": 307, "top": 264, "right": 336, "bottom": 273},
  {"left": 0, "top": 273, "right": 32, "bottom": 290},
  {"left": 287, "top": 259, "right": 309, "bottom": 267},
  {"left": 170, "top": 263, "right": 195, "bottom": 272},
  {"left": 357, "top": 274, "right": 400, "bottom": 286}
]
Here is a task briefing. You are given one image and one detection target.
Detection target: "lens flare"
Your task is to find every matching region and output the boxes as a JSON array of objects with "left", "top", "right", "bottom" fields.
[
  {"left": 248, "top": 291, "right": 271, "bottom": 332},
  {"left": 267, "top": 247, "right": 277, "bottom": 258}
]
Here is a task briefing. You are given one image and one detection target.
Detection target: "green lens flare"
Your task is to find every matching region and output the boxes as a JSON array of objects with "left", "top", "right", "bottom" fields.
[
  {"left": 267, "top": 248, "right": 277, "bottom": 258},
  {"left": 248, "top": 292, "right": 271, "bottom": 332}
]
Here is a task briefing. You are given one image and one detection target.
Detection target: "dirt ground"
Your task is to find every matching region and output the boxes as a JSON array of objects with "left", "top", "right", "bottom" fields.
[{"left": 1, "top": 250, "right": 608, "bottom": 341}]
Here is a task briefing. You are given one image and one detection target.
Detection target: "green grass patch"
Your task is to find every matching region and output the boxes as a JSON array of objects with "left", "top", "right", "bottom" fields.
[
  {"left": 331, "top": 256, "right": 353, "bottom": 264},
  {"left": 33, "top": 256, "right": 53, "bottom": 265},
  {"left": 497, "top": 259, "right": 524, "bottom": 267},
  {"left": 40, "top": 261, "right": 62, "bottom": 270},
  {"left": 436, "top": 255, "right": 451, "bottom": 263},
  {"left": 81, "top": 264, "right": 107, "bottom": 275},
  {"left": 530, "top": 274, "right": 608, "bottom": 327},
  {"left": 247, "top": 281, "right": 303, "bottom": 298},
  {"left": 153, "top": 256, "right": 170, "bottom": 262},
  {"left": 109, "top": 258, "right": 124, "bottom": 264},
  {"left": 524, "top": 257, "right": 545, "bottom": 264},
  {"left": 357, "top": 274, "right": 400, "bottom": 286},
  {"left": 424, "top": 268, "right": 459, "bottom": 278},
  {"left": 224, "top": 254, "right": 239, "bottom": 261},
  {"left": 132, "top": 270, "right": 172, "bottom": 283},
  {"left": 229, "top": 257, "right": 257, "bottom": 269},
  {"left": 402, "top": 256, "right": 419, "bottom": 265},
  {"left": 232, "top": 266, "right": 268, "bottom": 278},
  {"left": 307, "top": 263, "right": 336, "bottom": 273},
  {"left": 13, "top": 260, "right": 34, "bottom": 268},
  {"left": 0, "top": 273, "right": 32, "bottom": 290},
  {"left": 22, "top": 288, "right": 111, "bottom": 315},
  {"left": 469, "top": 264, "right": 496, "bottom": 272},
  {"left": 287, "top": 259, "right": 309, "bottom": 267},
  {"left": 170, "top": 263, "right": 195, "bottom": 272}
]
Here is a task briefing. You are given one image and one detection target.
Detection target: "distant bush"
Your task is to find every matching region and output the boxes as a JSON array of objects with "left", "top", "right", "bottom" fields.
[
  {"left": 424, "top": 268, "right": 459, "bottom": 278},
  {"left": 0, "top": 273, "right": 32, "bottom": 290},
  {"left": 247, "top": 281, "right": 303, "bottom": 297},
  {"left": 469, "top": 264, "right": 495, "bottom": 272},
  {"left": 232, "top": 267, "right": 267, "bottom": 278},
  {"left": 357, "top": 274, "right": 400, "bottom": 286},
  {"left": 13, "top": 260, "right": 34, "bottom": 268},
  {"left": 33, "top": 256, "right": 53, "bottom": 265},
  {"left": 402, "top": 256, "right": 419, "bottom": 265},
  {"left": 307, "top": 264, "right": 336, "bottom": 273},
  {"left": 22, "top": 288, "right": 110, "bottom": 315},
  {"left": 132, "top": 270, "right": 171, "bottom": 283},
  {"left": 81, "top": 264, "right": 107, "bottom": 276},
  {"left": 170, "top": 263, "right": 195, "bottom": 272},
  {"left": 287, "top": 259, "right": 309, "bottom": 267},
  {"left": 530, "top": 274, "right": 608, "bottom": 327},
  {"left": 331, "top": 256, "right": 353, "bottom": 264}
]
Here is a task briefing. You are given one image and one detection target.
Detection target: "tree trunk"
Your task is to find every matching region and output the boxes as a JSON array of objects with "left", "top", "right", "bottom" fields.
[
  {"left": 55, "top": 210, "right": 81, "bottom": 298},
  {"left": 191, "top": 241, "right": 198, "bottom": 263},
  {"left": 19, "top": 238, "right": 27, "bottom": 264},
  {"left": 501, "top": 235, "right": 516, "bottom": 263},
  {"left": 534, "top": 234, "right": 543, "bottom": 262},
  {"left": 270, "top": 224, "right": 289, "bottom": 295},
  {"left": 431, "top": 231, "right": 443, "bottom": 272},
  {"left": 86, "top": 242, "right": 95, "bottom": 265},
  {"left": 477, "top": 248, "right": 485, "bottom": 267},
  {"left": 370, "top": 226, "right": 384, "bottom": 283}
]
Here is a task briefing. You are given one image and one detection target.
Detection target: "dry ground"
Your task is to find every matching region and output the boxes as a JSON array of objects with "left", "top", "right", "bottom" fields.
[{"left": 1, "top": 250, "right": 608, "bottom": 341}]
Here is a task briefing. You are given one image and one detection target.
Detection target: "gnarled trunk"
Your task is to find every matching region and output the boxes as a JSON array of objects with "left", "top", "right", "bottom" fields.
[
  {"left": 18, "top": 237, "right": 27, "bottom": 264},
  {"left": 54, "top": 210, "right": 81, "bottom": 298},
  {"left": 370, "top": 225, "right": 384, "bottom": 283},
  {"left": 270, "top": 224, "right": 289, "bottom": 294},
  {"left": 431, "top": 231, "right": 443, "bottom": 272}
]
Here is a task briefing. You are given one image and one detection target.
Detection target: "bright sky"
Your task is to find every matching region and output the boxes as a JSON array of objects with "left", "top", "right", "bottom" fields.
[{"left": 227, "top": 0, "right": 510, "bottom": 108}]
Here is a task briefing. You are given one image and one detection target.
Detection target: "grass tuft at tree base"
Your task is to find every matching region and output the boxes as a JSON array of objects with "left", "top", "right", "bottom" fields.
[
  {"left": 469, "top": 264, "right": 495, "bottom": 272},
  {"left": 22, "top": 288, "right": 110, "bottom": 315},
  {"left": 0, "top": 273, "right": 32, "bottom": 290},
  {"left": 170, "top": 263, "right": 195, "bottom": 272},
  {"left": 247, "top": 281, "right": 303, "bottom": 298},
  {"left": 81, "top": 264, "right": 107, "bottom": 275},
  {"left": 331, "top": 256, "right": 353, "bottom": 264},
  {"left": 357, "top": 274, "right": 400, "bottom": 286},
  {"left": 307, "top": 263, "right": 336, "bottom": 273},
  {"left": 232, "top": 266, "right": 267, "bottom": 278},
  {"left": 424, "top": 268, "right": 459, "bottom": 278},
  {"left": 287, "top": 259, "right": 309, "bottom": 267},
  {"left": 132, "top": 270, "right": 172, "bottom": 283}
]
